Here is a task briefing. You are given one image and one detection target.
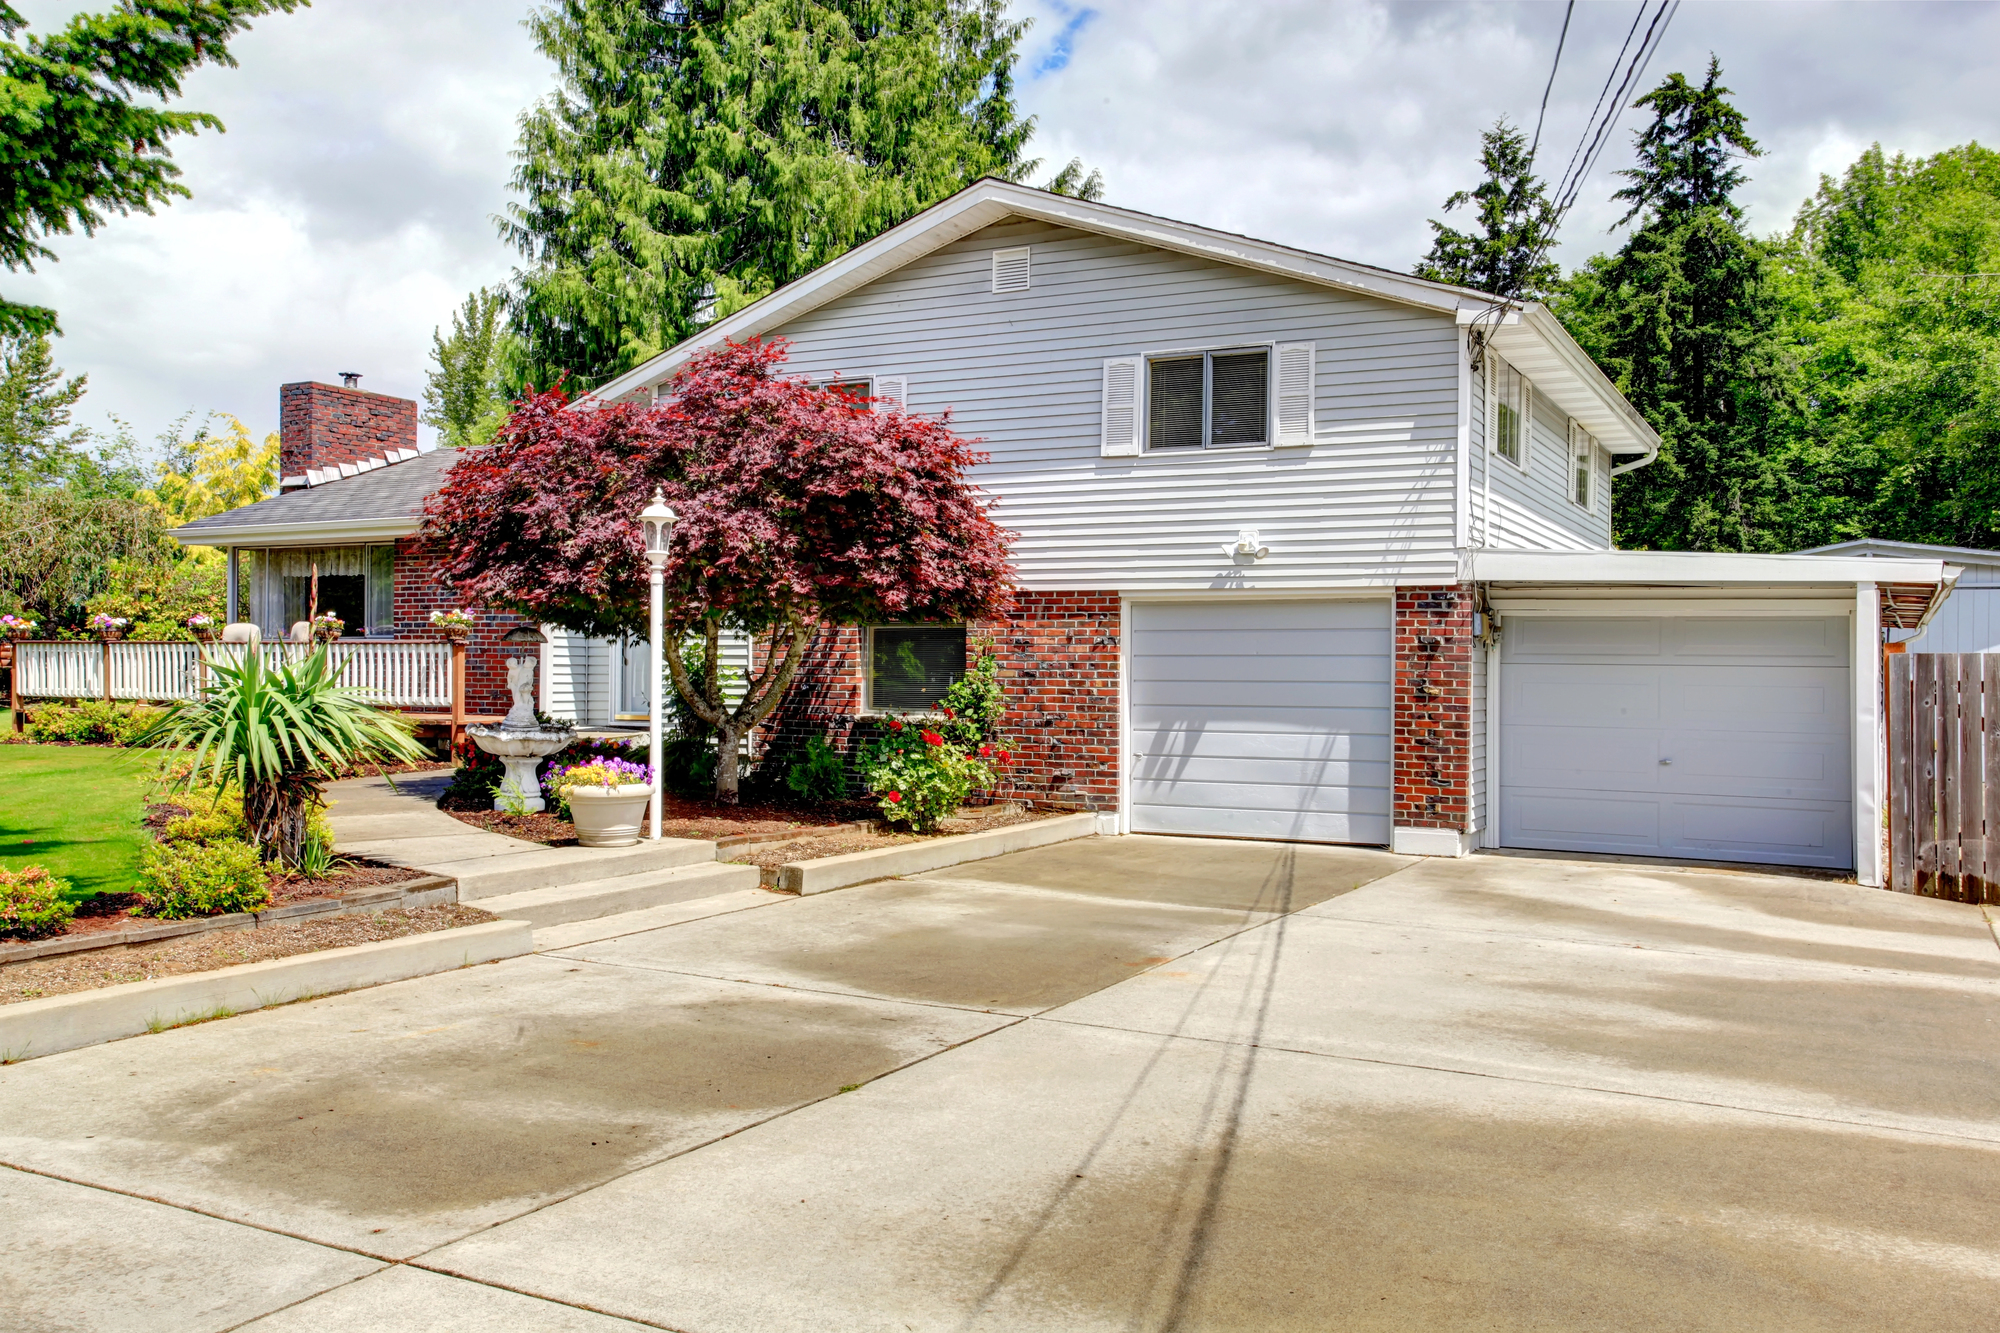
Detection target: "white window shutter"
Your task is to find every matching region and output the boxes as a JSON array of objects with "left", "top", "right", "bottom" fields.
[
  {"left": 1101, "top": 356, "right": 1142, "bottom": 456},
  {"left": 873, "top": 376, "right": 908, "bottom": 414},
  {"left": 1274, "top": 342, "right": 1315, "bottom": 445}
]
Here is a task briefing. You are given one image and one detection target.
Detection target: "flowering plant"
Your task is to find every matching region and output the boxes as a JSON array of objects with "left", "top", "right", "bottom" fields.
[
  {"left": 0, "top": 613, "right": 36, "bottom": 639},
  {"left": 859, "top": 715, "right": 1000, "bottom": 831},
  {"left": 310, "top": 611, "right": 345, "bottom": 642},
  {"left": 552, "top": 757, "right": 652, "bottom": 793},
  {"left": 89, "top": 613, "right": 130, "bottom": 639},
  {"left": 429, "top": 608, "right": 475, "bottom": 631},
  {"left": 186, "top": 613, "right": 216, "bottom": 637}
]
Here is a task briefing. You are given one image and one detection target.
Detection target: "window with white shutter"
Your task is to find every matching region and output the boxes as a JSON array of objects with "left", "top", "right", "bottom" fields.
[
  {"left": 1273, "top": 342, "right": 1314, "bottom": 445},
  {"left": 873, "top": 376, "right": 908, "bottom": 414},
  {"left": 991, "top": 247, "right": 1031, "bottom": 294},
  {"left": 1101, "top": 356, "right": 1142, "bottom": 456}
]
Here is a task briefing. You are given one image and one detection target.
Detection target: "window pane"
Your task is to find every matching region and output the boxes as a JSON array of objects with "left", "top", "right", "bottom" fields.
[
  {"left": 1148, "top": 357, "right": 1203, "bottom": 450},
  {"left": 1209, "top": 350, "right": 1269, "bottom": 445},
  {"left": 870, "top": 626, "right": 966, "bottom": 712},
  {"left": 367, "top": 545, "right": 396, "bottom": 634}
]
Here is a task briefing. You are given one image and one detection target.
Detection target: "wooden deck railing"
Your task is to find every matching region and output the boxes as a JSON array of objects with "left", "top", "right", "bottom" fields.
[{"left": 7, "top": 639, "right": 456, "bottom": 713}]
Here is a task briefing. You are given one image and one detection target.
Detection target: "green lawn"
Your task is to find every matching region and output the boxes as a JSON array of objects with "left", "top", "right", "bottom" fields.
[{"left": 0, "top": 745, "right": 164, "bottom": 901}]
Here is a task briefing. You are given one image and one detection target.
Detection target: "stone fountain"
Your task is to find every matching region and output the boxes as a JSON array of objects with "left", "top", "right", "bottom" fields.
[{"left": 465, "top": 654, "right": 571, "bottom": 812}]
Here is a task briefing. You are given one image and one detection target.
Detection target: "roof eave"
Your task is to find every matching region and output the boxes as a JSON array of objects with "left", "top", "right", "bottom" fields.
[{"left": 170, "top": 516, "right": 422, "bottom": 548}]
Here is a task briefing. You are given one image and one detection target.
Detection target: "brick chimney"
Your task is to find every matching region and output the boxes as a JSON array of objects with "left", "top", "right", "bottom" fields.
[{"left": 278, "top": 381, "right": 419, "bottom": 490}]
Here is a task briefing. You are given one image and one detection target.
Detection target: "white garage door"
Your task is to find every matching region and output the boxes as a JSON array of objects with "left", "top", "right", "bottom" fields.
[
  {"left": 1129, "top": 600, "right": 1391, "bottom": 844},
  {"left": 1500, "top": 616, "right": 1853, "bottom": 869}
]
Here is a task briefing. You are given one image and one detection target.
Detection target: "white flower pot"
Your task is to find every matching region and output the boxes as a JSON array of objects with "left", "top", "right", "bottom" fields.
[{"left": 566, "top": 784, "right": 653, "bottom": 847}]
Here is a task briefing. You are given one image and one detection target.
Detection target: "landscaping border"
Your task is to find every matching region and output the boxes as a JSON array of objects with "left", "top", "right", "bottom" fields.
[
  {"left": 777, "top": 812, "right": 1106, "bottom": 894},
  {"left": 0, "top": 875, "right": 458, "bottom": 967},
  {"left": 0, "top": 918, "right": 531, "bottom": 1063}
]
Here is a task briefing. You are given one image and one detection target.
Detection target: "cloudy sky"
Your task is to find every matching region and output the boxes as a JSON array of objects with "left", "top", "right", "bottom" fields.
[{"left": 10, "top": 0, "right": 1998, "bottom": 450}]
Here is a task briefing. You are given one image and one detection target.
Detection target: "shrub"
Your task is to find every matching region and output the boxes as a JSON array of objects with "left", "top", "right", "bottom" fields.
[
  {"left": 161, "top": 808, "right": 246, "bottom": 845},
  {"left": 858, "top": 718, "right": 997, "bottom": 832},
  {"left": 784, "top": 734, "right": 850, "bottom": 805},
  {"left": 656, "top": 736, "right": 716, "bottom": 798},
  {"left": 937, "top": 643, "right": 1007, "bottom": 749},
  {"left": 0, "top": 866, "right": 75, "bottom": 941},
  {"left": 25, "top": 700, "right": 163, "bottom": 746},
  {"left": 137, "top": 840, "right": 271, "bottom": 919}
]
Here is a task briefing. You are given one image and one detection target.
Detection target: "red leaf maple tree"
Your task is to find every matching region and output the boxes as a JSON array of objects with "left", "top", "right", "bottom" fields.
[{"left": 421, "top": 337, "right": 1016, "bottom": 799}]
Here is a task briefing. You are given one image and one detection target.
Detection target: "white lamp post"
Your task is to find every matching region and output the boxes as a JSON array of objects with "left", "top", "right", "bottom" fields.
[{"left": 639, "top": 488, "right": 678, "bottom": 841}]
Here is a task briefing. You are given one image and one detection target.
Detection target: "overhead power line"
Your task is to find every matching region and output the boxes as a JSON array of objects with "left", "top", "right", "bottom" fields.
[{"left": 1527, "top": 0, "right": 1576, "bottom": 166}]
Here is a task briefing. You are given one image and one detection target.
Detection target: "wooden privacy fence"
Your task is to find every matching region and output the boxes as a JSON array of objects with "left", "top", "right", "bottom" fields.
[
  {"left": 8, "top": 639, "right": 455, "bottom": 711},
  {"left": 1887, "top": 652, "right": 2000, "bottom": 903}
]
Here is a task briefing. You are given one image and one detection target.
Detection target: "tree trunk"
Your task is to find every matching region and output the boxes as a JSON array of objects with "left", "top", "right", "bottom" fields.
[
  {"left": 242, "top": 780, "right": 312, "bottom": 867},
  {"left": 714, "top": 721, "right": 743, "bottom": 803}
]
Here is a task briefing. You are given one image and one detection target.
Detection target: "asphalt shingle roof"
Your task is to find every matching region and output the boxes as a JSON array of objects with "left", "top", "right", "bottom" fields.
[{"left": 173, "top": 449, "right": 461, "bottom": 537}]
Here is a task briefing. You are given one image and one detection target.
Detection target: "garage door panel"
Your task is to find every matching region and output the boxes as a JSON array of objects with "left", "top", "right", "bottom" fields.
[
  {"left": 1131, "top": 630, "right": 1391, "bottom": 660},
  {"left": 1130, "top": 729, "right": 1392, "bottom": 764},
  {"left": 1129, "top": 600, "right": 1391, "bottom": 846},
  {"left": 1509, "top": 669, "right": 1663, "bottom": 727},
  {"left": 1134, "top": 678, "right": 1390, "bottom": 710},
  {"left": 1500, "top": 616, "right": 1852, "bottom": 870},
  {"left": 1507, "top": 617, "right": 1664, "bottom": 659},
  {"left": 1133, "top": 601, "right": 1388, "bottom": 634},
  {"left": 1674, "top": 617, "right": 1846, "bottom": 662},
  {"left": 1130, "top": 805, "right": 1388, "bottom": 843}
]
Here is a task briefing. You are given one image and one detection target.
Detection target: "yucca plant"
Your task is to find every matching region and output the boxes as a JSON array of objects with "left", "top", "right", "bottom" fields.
[{"left": 138, "top": 646, "right": 429, "bottom": 867}]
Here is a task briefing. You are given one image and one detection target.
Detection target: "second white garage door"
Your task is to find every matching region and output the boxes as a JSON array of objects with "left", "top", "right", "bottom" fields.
[
  {"left": 1128, "top": 600, "right": 1392, "bottom": 844},
  {"left": 1499, "top": 616, "right": 1853, "bottom": 869}
]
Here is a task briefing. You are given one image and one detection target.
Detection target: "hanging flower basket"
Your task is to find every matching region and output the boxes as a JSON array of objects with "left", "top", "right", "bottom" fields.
[
  {"left": 310, "top": 612, "right": 346, "bottom": 643},
  {"left": 89, "top": 614, "right": 129, "bottom": 642},
  {"left": 430, "top": 608, "right": 475, "bottom": 641},
  {"left": 186, "top": 613, "right": 216, "bottom": 642},
  {"left": 0, "top": 613, "right": 36, "bottom": 642}
]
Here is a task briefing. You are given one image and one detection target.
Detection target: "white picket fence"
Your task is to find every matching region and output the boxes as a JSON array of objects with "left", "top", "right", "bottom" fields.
[{"left": 12, "top": 640, "right": 453, "bottom": 709}]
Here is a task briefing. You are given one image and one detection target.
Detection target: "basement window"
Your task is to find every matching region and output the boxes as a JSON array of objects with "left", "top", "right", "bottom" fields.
[
  {"left": 867, "top": 625, "right": 967, "bottom": 713},
  {"left": 1147, "top": 347, "right": 1270, "bottom": 450}
]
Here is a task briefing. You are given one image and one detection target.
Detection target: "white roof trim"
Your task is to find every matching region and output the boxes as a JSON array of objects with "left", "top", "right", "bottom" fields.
[
  {"left": 1487, "top": 306, "right": 1659, "bottom": 462},
  {"left": 169, "top": 516, "right": 420, "bottom": 548},
  {"left": 1466, "top": 548, "right": 1954, "bottom": 586},
  {"left": 1796, "top": 538, "right": 2000, "bottom": 566}
]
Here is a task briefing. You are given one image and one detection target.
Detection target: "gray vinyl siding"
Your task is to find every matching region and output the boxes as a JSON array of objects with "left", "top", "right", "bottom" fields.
[
  {"left": 770, "top": 220, "right": 1462, "bottom": 590},
  {"left": 1899, "top": 561, "right": 2000, "bottom": 652},
  {"left": 1469, "top": 353, "right": 1613, "bottom": 551}
]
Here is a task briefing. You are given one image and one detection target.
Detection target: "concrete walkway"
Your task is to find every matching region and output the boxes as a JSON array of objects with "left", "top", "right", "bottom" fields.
[{"left": 5, "top": 838, "right": 2000, "bottom": 1330}]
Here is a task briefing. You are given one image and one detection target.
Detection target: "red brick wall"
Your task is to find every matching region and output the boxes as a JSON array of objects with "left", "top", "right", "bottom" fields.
[
  {"left": 756, "top": 591, "right": 1122, "bottom": 810},
  {"left": 1393, "top": 584, "right": 1474, "bottom": 831},
  {"left": 392, "top": 538, "right": 533, "bottom": 717},
  {"left": 280, "top": 382, "right": 418, "bottom": 484}
]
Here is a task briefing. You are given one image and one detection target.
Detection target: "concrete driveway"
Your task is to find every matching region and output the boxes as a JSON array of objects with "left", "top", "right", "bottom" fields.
[{"left": 5, "top": 837, "right": 2000, "bottom": 1331}]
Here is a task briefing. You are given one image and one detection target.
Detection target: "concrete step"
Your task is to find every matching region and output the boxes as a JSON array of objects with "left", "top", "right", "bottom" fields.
[
  {"left": 477, "top": 862, "right": 761, "bottom": 929},
  {"left": 438, "top": 838, "right": 719, "bottom": 901},
  {"left": 532, "top": 886, "right": 782, "bottom": 953}
]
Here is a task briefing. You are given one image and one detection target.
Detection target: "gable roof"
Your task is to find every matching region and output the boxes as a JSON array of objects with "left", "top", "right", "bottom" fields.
[
  {"left": 583, "top": 177, "right": 1659, "bottom": 461},
  {"left": 170, "top": 448, "right": 460, "bottom": 547},
  {"left": 1795, "top": 538, "right": 2000, "bottom": 567}
]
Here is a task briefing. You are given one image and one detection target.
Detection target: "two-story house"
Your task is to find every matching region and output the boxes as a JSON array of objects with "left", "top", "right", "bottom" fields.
[{"left": 173, "top": 180, "right": 1956, "bottom": 887}]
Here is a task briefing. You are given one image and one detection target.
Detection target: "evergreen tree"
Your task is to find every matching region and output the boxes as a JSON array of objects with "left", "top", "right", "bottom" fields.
[
  {"left": 1555, "top": 59, "right": 1790, "bottom": 551},
  {"left": 423, "top": 288, "right": 519, "bottom": 448},
  {"left": 0, "top": 1, "right": 303, "bottom": 338},
  {"left": 1415, "top": 119, "right": 1559, "bottom": 300},
  {"left": 504, "top": 0, "right": 1037, "bottom": 391},
  {"left": 0, "top": 331, "right": 88, "bottom": 488}
]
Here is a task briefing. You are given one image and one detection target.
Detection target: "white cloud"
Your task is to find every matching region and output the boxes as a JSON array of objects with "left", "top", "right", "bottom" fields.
[{"left": 6, "top": 0, "right": 1997, "bottom": 451}]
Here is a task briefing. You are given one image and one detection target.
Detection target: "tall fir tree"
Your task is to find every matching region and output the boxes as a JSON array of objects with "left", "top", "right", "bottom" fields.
[
  {"left": 424, "top": 288, "right": 520, "bottom": 448},
  {"left": 505, "top": 0, "right": 1038, "bottom": 392},
  {"left": 1415, "top": 119, "right": 1559, "bottom": 300},
  {"left": 1555, "top": 59, "right": 1791, "bottom": 551}
]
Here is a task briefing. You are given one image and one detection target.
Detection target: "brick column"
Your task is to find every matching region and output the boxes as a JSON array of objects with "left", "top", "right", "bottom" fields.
[{"left": 1392, "top": 584, "right": 1474, "bottom": 856}]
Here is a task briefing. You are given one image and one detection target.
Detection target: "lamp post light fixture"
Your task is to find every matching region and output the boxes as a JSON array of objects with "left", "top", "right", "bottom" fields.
[{"left": 639, "top": 489, "right": 679, "bottom": 840}]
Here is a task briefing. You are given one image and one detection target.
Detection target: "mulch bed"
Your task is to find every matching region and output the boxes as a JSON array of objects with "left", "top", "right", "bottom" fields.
[
  {"left": 0, "top": 904, "right": 498, "bottom": 1006},
  {"left": 440, "top": 792, "right": 879, "bottom": 847},
  {"left": 44, "top": 802, "right": 435, "bottom": 939}
]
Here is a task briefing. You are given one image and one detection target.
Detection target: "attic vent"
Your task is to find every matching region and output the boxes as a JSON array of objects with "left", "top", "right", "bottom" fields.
[{"left": 991, "top": 246, "right": 1031, "bottom": 294}]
